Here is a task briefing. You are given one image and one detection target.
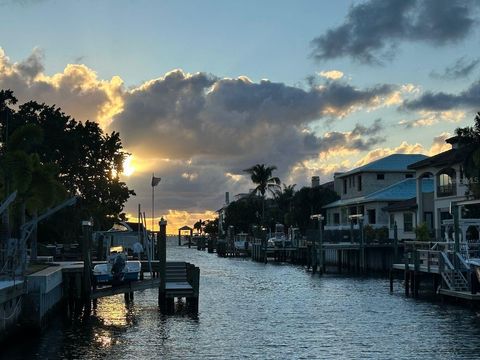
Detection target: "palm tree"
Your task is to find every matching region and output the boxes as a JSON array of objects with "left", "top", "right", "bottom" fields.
[
  {"left": 244, "top": 164, "right": 281, "bottom": 224},
  {"left": 455, "top": 113, "right": 480, "bottom": 199}
]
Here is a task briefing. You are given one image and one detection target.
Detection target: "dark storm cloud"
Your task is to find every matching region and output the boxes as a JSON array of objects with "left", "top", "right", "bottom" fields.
[
  {"left": 430, "top": 57, "right": 480, "bottom": 80},
  {"left": 402, "top": 79, "right": 480, "bottom": 111},
  {"left": 311, "top": 0, "right": 478, "bottom": 64}
]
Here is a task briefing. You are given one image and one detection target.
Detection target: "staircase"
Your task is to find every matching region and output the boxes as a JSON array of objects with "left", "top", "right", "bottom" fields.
[{"left": 439, "top": 251, "right": 470, "bottom": 292}]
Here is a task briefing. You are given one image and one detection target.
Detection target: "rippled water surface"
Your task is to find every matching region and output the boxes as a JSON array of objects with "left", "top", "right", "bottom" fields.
[{"left": 4, "top": 237, "right": 480, "bottom": 359}]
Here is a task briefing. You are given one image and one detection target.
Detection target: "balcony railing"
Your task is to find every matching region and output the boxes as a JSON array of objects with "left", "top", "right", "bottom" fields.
[{"left": 437, "top": 184, "right": 456, "bottom": 197}]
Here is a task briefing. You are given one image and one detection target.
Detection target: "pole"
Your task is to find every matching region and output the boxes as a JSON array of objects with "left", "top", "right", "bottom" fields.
[
  {"left": 158, "top": 217, "right": 167, "bottom": 313},
  {"left": 152, "top": 173, "right": 155, "bottom": 233}
]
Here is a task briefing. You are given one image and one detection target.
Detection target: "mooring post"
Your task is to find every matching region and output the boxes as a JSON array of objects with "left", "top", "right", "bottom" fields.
[
  {"left": 359, "top": 218, "right": 365, "bottom": 273},
  {"left": 158, "top": 217, "right": 167, "bottom": 313},
  {"left": 389, "top": 269, "right": 394, "bottom": 293},
  {"left": 81, "top": 219, "right": 93, "bottom": 312},
  {"left": 393, "top": 222, "right": 398, "bottom": 263}
]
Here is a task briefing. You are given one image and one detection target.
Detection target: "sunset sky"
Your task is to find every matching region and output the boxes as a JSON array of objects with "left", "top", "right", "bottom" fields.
[{"left": 1, "top": 0, "right": 479, "bottom": 232}]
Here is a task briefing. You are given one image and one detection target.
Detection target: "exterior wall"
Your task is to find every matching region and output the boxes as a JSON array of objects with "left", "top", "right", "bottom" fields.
[
  {"left": 415, "top": 162, "right": 468, "bottom": 240},
  {"left": 388, "top": 211, "right": 417, "bottom": 240},
  {"left": 334, "top": 171, "right": 414, "bottom": 200},
  {"left": 325, "top": 201, "right": 389, "bottom": 229}
]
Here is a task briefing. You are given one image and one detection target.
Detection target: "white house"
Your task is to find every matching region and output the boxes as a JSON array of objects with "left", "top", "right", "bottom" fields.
[
  {"left": 408, "top": 136, "right": 480, "bottom": 242},
  {"left": 323, "top": 153, "right": 430, "bottom": 231}
]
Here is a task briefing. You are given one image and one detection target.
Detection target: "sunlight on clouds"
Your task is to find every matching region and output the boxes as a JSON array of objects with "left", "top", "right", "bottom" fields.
[
  {"left": 225, "top": 172, "right": 243, "bottom": 182},
  {"left": 126, "top": 210, "right": 217, "bottom": 234},
  {"left": 399, "top": 110, "right": 466, "bottom": 128},
  {"left": 37, "top": 64, "right": 124, "bottom": 128},
  {"left": 122, "top": 155, "right": 135, "bottom": 177},
  {"left": 317, "top": 70, "right": 344, "bottom": 80},
  {"left": 181, "top": 172, "right": 198, "bottom": 181}
]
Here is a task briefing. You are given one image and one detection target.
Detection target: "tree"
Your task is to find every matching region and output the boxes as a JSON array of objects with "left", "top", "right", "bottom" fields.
[
  {"left": 0, "top": 90, "right": 135, "bottom": 246},
  {"left": 224, "top": 196, "right": 262, "bottom": 233},
  {"left": 203, "top": 218, "right": 219, "bottom": 236},
  {"left": 455, "top": 112, "right": 480, "bottom": 199},
  {"left": 292, "top": 186, "right": 339, "bottom": 233},
  {"left": 193, "top": 219, "right": 205, "bottom": 234},
  {"left": 243, "top": 164, "right": 281, "bottom": 224}
]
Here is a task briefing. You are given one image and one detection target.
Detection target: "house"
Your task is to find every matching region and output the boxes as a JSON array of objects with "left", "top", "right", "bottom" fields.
[
  {"left": 382, "top": 192, "right": 434, "bottom": 240},
  {"left": 408, "top": 136, "right": 479, "bottom": 241},
  {"left": 325, "top": 177, "right": 433, "bottom": 232},
  {"left": 323, "top": 154, "right": 429, "bottom": 230}
]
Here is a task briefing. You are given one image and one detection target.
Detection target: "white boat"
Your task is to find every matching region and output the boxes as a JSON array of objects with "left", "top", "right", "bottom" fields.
[
  {"left": 234, "top": 233, "right": 250, "bottom": 251},
  {"left": 267, "top": 224, "right": 291, "bottom": 248},
  {"left": 93, "top": 246, "right": 141, "bottom": 284}
]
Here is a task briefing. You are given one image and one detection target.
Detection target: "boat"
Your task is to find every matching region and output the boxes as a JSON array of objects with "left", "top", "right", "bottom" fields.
[
  {"left": 267, "top": 224, "right": 290, "bottom": 248},
  {"left": 234, "top": 233, "right": 250, "bottom": 251},
  {"left": 93, "top": 246, "right": 141, "bottom": 284}
]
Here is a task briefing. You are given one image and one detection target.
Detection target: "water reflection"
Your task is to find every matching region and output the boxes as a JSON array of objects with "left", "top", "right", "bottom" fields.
[{"left": 3, "top": 238, "right": 480, "bottom": 359}]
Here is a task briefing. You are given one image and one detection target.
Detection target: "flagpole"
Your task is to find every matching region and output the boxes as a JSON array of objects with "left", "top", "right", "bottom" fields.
[{"left": 152, "top": 173, "right": 155, "bottom": 233}]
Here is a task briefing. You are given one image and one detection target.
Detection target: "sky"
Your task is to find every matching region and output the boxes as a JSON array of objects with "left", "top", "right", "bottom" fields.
[{"left": 1, "top": 0, "right": 479, "bottom": 232}]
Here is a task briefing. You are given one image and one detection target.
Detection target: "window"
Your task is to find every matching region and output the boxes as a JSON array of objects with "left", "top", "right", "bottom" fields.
[
  {"left": 405, "top": 173, "right": 413, "bottom": 178},
  {"left": 367, "top": 209, "right": 376, "bottom": 224},
  {"left": 377, "top": 173, "right": 385, "bottom": 180},
  {"left": 333, "top": 213, "right": 340, "bottom": 225},
  {"left": 437, "top": 170, "right": 456, "bottom": 197},
  {"left": 358, "top": 175, "right": 362, "bottom": 191},
  {"left": 404, "top": 212, "right": 413, "bottom": 232},
  {"left": 389, "top": 214, "right": 395, "bottom": 230},
  {"left": 343, "top": 179, "right": 347, "bottom": 194}
]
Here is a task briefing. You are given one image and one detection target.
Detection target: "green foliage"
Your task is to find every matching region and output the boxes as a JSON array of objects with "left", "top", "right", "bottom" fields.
[
  {"left": 455, "top": 113, "right": 480, "bottom": 199},
  {"left": 0, "top": 89, "right": 135, "bottom": 243},
  {"left": 291, "top": 186, "right": 339, "bottom": 233},
  {"left": 375, "top": 226, "right": 389, "bottom": 241},
  {"left": 415, "top": 222, "right": 430, "bottom": 241},
  {"left": 203, "top": 218, "right": 218, "bottom": 235},
  {"left": 243, "top": 164, "right": 281, "bottom": 198},
  {"left": 363, "top": 224, "right": 376, "bottom": 241},
  {"left": 224, "top": 196, "right": 262, "bottom": 233}
]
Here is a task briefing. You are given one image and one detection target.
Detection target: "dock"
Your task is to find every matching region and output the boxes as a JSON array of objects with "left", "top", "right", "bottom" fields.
[{"left": 390, "top": 241, "right": 480, "bottom": 303}]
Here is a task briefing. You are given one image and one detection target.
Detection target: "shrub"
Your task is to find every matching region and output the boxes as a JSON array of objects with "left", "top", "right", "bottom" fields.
[{"left": 415, "top": 222, "right": 430, "bottom": 241}]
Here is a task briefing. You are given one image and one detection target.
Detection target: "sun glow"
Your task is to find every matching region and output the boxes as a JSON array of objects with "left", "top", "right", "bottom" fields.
[{"left": 123, "top": 155, "right": 135, "bottom": 176}]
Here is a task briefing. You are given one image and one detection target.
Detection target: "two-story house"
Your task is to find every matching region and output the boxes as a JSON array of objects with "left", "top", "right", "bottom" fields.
[
  {"left": 323, "top": 154, "right": 430, "bottom": 231},
  {"left": 408, "top": 136, "right": 479, "bottom": 242}
]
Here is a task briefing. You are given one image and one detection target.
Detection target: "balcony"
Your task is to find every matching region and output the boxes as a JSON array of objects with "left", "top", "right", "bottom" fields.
[{"left": 437, "top": 184, "right": 456, "bottom": 197}]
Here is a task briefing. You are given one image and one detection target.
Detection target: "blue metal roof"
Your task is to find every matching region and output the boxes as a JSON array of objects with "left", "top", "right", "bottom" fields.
[
  {"left": 337, "top": 154, "right": 428, "bottom": 178},
  {"left": 323, "top": 178, "right": 433, "bottom": 209}
]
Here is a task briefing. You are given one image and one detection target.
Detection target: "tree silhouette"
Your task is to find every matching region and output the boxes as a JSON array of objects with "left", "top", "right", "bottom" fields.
[{"left": 244, "top": 164, "right": 281, "bottom": 224}]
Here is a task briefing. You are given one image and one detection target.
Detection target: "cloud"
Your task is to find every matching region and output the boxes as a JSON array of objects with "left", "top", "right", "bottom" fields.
[
  {"left": 317, "top": 70, "right": 344, "bottom": 80},
  {"left": 111, "top": 69, "right": 394, "bottom": 165},
  {"left": 429, "top": 132, "right": 452, "bottom": 155},
  {"left": 353, "top": 134, "right": 452, "bottom": 167},
  {"left": 402, "top": 78, "right": 480, "bottom": 112},
  {"left": 0, "top": 47, "right": 123, "bottom": 128},
  {"left": 303, "top": 119, "right": 385, "bottom": 154},
  {"left": 311, "top": 0, "right": 479, "bottom": 64},
  {"left": 430, "top": 57, "right": 480, "bottom": 79},
  {"left": 398, "top": 110, "right": 465, "bottom": 128},
  {"left": 109, "top": 70, "right": 395, "bottom": 214}
]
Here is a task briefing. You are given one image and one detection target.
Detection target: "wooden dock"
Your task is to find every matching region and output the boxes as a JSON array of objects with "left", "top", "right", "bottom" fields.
[{"left": 390, "top": 241, "right": 480, "bottom": 304}]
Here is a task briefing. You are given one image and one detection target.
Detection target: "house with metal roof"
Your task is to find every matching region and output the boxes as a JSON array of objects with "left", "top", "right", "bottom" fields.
[
  {"left": 324, "top": 176, "right": 433, "bottom": 232},
  {"left": 407, "top": 136, "right": 479, "bottom": 242},
  {"left": 323, "top": 154, "right": 429, "bottom": 231}
]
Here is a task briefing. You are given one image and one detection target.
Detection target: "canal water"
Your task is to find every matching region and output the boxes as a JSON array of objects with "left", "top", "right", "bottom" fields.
[{"left": 3, "top": 237, "right": 480, "bottom": 360}]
